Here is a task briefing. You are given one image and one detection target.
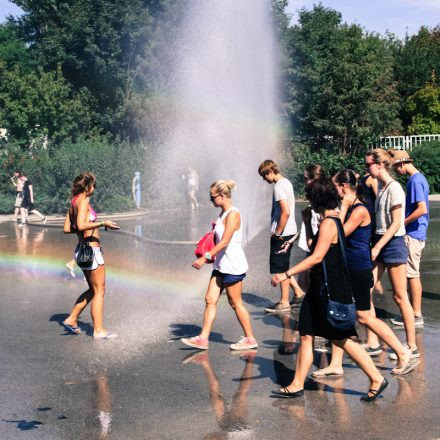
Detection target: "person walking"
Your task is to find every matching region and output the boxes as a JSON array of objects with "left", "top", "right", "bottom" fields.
[
  {"left": 63, "top": 172, "right": 119, "bottom": 339},
  {"left": 20, "top": 173, "right": 47, "bottom": 225},
  {"left": 181, "top": 180, "right": 257, "bottom": 351},
  {"left": 271, "top": 178, "right": 388, "bottom": 401},
  {"left": 312, "top": 170, "right": 417, "bottom": 378},
  {"left": 364, "top": 149, "right": 418, "bottom": 359},
  {"left": 258, "top": 160, "right": 298, "bottom": 313},
  {"left": 10, "top": 170, "right": 24, "bottom": 222},
  {"left": 390, "top": 150, "right": 429, "bottom": 328}
]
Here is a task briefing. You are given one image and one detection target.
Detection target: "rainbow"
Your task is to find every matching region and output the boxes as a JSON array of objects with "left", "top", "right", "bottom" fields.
[{"left": 0, "top": 251, "right": 193, "bottom": 296}]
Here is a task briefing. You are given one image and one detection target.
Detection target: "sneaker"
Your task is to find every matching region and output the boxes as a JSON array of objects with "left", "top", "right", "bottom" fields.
[
  {"left": 181, "top": 336, "right": 209, "bottom": 350},
  {"left": 230, "top": 336, "right": 258, "bottom": 350},
  {"left": 264, "top": 302, "right": 291, "bottom": 313},
  {"left": 361, "top": 344, "right": 383, "bottom": 356},
  {"left": 391, "top": 315, "right": 424, "bottom": 328},
  {"left": 290, "top": 295, "right": 304, "bottom": 308},
  {"left": 389, "top": 344, "right": 420, "bottom": 360}
]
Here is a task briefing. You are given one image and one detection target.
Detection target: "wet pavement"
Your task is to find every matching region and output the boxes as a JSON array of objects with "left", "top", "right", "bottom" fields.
[{"left": 1, "top": 204, "right": 440, "bottom": 439}]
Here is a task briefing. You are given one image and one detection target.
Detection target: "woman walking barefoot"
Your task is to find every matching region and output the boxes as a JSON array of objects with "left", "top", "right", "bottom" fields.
[
  {"left": 63, "top": 172, "right": 119, "bottom": 339},
  {"left": 312, "top": 170, "right": 416, "bottom": 378},
  {"left": 181, "top": 180, "right": 257, "bottom": 351},
  {"left": 271, "top": 178, "right": 388, "bottom": 402},
  {"left": 364, "top": 149, "right": 419, "bottom": 360}
]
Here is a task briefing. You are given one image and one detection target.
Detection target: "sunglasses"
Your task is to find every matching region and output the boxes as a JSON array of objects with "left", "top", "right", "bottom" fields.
[{"left": 210, "top": 194, "right": 221, "bottom": 201}]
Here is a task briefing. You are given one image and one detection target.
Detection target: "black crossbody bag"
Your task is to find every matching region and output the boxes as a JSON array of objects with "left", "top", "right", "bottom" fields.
[{"left": 321, "top": 217, "right": 356, "bottom": 330}]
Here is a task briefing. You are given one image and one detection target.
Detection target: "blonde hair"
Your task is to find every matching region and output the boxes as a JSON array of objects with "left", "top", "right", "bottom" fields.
[
  {"left": 366, "top": 148, "right": 393, "bottom": 171},
  {"left": 210, "top": 180, "right": 236, "bottom": 198}
]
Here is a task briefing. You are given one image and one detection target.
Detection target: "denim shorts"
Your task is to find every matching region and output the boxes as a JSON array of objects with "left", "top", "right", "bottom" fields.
[
  {"left": 375, "top": 235, "right": 408, "bottom": 265},
  {"left": 212, "top": 270, "right": 246, "bottom": 284}
]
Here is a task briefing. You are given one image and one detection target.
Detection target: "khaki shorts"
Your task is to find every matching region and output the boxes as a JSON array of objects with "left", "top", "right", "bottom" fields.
[{"left": 405, "top": 235, "right": 425, "bottom": 278}]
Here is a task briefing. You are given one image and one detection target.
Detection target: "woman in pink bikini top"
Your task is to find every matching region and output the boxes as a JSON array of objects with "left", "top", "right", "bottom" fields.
[{"left": 63, "top": 172, "right": 120, "bottom": 340}]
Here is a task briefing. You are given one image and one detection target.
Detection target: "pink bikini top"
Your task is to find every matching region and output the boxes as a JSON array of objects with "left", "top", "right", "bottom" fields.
[{"left": 71, "top": 195, "right": 97, "bottom": 222}]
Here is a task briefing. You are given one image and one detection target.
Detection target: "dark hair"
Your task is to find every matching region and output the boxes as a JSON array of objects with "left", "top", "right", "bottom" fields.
[
  {"left": 304, "top": 164, "right": 326, "bottom": 180},
  {"left": 333, "top": 169, "right": 366, "bottom": 204},
  {"left": 72, "top": 172, "right": 96, "bottom": 196},
  {"left": 258, "top": 159, "right": 279, "bottom": 176},
  {"left": 305, "top": 177, "right": 340, "bottom": 211}
]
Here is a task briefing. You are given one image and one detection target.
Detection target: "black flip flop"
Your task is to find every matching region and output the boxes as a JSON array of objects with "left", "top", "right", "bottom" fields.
[{"left": 271, "top": 388, "right": 304, "bottom": 398}]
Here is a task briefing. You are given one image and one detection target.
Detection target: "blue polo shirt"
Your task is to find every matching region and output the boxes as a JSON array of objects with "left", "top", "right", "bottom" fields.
[{"left": 405, "top": 172, "right": 429, "bottom": 240}]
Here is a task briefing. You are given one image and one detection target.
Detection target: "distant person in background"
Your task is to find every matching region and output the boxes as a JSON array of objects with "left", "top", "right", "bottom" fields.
[
  {"left": 10, "top": 170, "right": 24, "bottom": 222},
  {"left": 132, "top": 171, "right": 141, "bottom": 209},
  {"left": 258, "top": 160, "right": 298, "bottom": 313},
  {"left": 391, "top": 149, "right": 429, "bottom": 328},
  {"left": 182, "top": 167, "right": 199, "bottom": 210},
  {"left": 20, "top": 173, "right": 46, "bottom": 226}
]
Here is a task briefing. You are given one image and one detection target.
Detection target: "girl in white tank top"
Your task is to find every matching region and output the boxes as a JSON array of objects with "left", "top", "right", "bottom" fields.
[{"left": 181, "top": 179, "right": 258, "bottom": 352}]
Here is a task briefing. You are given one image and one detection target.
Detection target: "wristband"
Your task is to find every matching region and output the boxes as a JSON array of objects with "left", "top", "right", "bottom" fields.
[{"left": 205, "top": 252, "right": 212, "bottom": 261}]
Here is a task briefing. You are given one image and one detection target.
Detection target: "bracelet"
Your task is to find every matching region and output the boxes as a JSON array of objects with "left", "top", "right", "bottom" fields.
[
  {"left": 285, "top": 272, "right": 291, "bottom": 279},
  {"left": 204, "top": 252, "right": 212, "bottom": 260}
]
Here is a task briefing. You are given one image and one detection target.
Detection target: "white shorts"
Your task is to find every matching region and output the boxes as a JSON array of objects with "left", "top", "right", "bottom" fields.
[{"left": 74, "top": 246, "right": 104, "bottom": 271}]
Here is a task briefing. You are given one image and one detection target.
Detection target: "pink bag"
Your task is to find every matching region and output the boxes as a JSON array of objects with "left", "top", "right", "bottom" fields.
[{"left": 194, "top": 222, "right": 216, "bottom": 263}]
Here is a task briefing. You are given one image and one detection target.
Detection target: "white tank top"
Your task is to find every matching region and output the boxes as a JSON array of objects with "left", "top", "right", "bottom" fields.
[{"left": 213, "top": 207, "right": 248, "bottom": 275}]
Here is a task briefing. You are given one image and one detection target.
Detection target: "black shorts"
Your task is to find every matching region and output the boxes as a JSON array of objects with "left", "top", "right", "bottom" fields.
[
  {"left": 349, "top": 269, "right": 373, "bottom": 311},
  {"left": 270, "top": 235, "right": 294, "bottom": 274}
]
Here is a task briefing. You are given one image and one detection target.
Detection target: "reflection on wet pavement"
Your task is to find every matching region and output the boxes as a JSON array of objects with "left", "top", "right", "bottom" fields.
[{"left": 1, "top": 202, "right": 440, "bottom": 438}]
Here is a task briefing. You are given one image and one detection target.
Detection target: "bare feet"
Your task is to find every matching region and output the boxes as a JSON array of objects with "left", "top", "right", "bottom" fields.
[{"left": 312, "top": 366, "right": 344, "bottom": 378}]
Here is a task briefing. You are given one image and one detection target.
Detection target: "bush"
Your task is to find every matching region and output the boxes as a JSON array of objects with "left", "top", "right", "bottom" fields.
[
  {"left": 283, "top": 140, "right": 365, "bottom": 195},
  {"left": 0, "top": 137, "right": 144, "bottom": 214},
  {"left": 411, "top": 141, "right": 440, "bottom": 193}
]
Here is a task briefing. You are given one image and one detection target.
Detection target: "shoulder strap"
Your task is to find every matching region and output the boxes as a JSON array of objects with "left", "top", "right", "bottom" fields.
[{"left": 321, "top": 217, "right": 355, "bottom": 303}]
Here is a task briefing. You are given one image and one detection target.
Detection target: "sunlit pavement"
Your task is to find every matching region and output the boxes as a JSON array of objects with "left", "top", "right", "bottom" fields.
[{"left": 1, "top": 204, "right": 440, "bottom": 439}]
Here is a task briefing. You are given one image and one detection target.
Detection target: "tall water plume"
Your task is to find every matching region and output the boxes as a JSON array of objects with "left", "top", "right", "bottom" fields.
[{"left": 157, "top": 0, "right": 282, "bottom": 242}]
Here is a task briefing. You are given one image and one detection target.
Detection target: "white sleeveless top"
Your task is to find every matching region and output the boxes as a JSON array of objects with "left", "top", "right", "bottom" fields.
[{"left": 213, "top": 207, "right": 248, "bottom": 275}]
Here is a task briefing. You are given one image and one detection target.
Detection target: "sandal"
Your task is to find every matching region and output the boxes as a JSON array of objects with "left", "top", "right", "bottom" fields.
[
  {"left": 271, "top": 387, "right": 304, "bottom": 398},
  {"left": 360, "top": 378, "right": 389, "bottom": 402},
  {"left": 391, "top": 358, "right": 420, "bottom": 375}
]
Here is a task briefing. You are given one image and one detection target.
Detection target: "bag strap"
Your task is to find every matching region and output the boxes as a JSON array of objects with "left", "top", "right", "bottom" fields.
[{"left": 321, "top": 216, "right": 355, "bottom": 303}]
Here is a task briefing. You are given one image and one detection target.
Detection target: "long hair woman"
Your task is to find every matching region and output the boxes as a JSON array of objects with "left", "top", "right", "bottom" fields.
[
  {"left": 364, "top": 149, "right": 418, "bottom": 359},
  {"left": 181, "top": 180, "right": 257, "bottom": 351},
  {"left": 271, "top": 178, "right": 388, "bottom": 401},
  {"left": 63, "top": 172, "right": 119, "bottom": 339},
  {"left": 312, "top": 170, "right": 417, "bottom": 378}
]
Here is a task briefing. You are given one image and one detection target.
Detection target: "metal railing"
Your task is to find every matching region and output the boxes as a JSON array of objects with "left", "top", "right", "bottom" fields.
[{"left": 379, "top": 134, "right": 440, "bottom": 150}]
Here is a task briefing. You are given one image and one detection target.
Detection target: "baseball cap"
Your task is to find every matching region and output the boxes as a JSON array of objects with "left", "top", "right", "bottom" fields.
[{"left": 391, "top": 149, "right": 413, "bottom": 165}]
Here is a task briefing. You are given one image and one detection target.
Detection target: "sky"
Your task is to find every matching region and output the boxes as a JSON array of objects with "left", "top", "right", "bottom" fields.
[{"left": 1, "top": 0, "right": 439, "bottom": 39}]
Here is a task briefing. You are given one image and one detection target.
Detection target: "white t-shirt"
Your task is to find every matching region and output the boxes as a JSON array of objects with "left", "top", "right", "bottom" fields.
[
  {"left": 298, "top": 208, "right": 320, "bottom": 252},
  {"left": 271, "top": 177, "right": 297, "bottom": 236},
  {"left": 375, "top": 180, "right": 406, "bottom": 236}
]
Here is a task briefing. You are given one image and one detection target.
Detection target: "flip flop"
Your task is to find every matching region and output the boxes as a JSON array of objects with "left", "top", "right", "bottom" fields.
[
  {"left": 62, "top": 320, "right": 81, "bottom": 334},
  {"left": 391, "top": 359, "right": 420, "bottom": 375},
  {"left": 311, "top": 370, "right": 344, "bottom": 378},
  {"left": 93, "top": 332, "right": 118, "bottom": 340},
  {"left": 271, "top": 387, "right": 304, "bottom": 398}
]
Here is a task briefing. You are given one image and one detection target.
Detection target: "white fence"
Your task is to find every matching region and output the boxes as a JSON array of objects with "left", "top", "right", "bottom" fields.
[{"left": 379, "top": 134, "right": 440, "bottom": 151}]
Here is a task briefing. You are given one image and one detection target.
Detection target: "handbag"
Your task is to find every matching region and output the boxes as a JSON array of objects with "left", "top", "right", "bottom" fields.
[
  {"left": 194, "top": 222, "right": 216, "bottom": 263},
  {"left": 76, "top": 230, "right": 95, "bottom": 268},
  {"left": 321, "top": 217, "right": 356, "bottom": 331}
]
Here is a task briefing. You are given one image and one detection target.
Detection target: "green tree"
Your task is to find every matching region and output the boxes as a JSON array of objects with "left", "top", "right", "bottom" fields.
[
  {"left": 11, "top": 0, "right": 155, "bottom": 136},
  {"left": 0, "top": 22, "right": 33, "bottom": 72},
  {"left": 0, "top": 64, "right": 91, "bottom": 145},
  {"left": 407, "top": 80, "right": 440, "bottom": 134},
  {"left": 284, "top": 5, "right": 401, "bottom": 154}
]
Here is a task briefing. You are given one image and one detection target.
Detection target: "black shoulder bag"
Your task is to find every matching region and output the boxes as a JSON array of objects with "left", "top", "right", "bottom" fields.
[
  {"left": 322, "top": 217, "right": 356, "bottom": 331},
  {"left": 76, "top": 231, "right": 95, "bottom": 268}
]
